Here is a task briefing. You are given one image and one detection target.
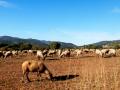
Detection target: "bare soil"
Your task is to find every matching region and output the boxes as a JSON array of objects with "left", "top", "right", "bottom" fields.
[{"left": 0, "top": 55, "right": 120, "bottom": 90}]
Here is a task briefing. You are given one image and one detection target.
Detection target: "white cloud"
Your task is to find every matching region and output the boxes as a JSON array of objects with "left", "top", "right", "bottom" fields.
[
  {"left": 112, "top": 7, "right": 120, "bottom": 13},
  {"left": 0, "top": 0, "right": 13, "bottom": 8}
]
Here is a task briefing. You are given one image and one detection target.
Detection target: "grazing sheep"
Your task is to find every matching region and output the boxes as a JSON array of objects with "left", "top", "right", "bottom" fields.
[
  {"left": 0, "top": 51, "right": 4, "bottom": 58},
  {"left": 47, "top": 50, "right": 56, "bottom": 57},
  {"left": 109, "top": 49, "right": 116, "bottom": 56},
  {"left": 4, "top": 51, "right": 13, "bottom": 59},
  {"left": 74, "top": 49, "right": 83, "bottom": 57},
  {"left": 106, "top": 49, "right": 116, "bottom": 57},
  {"left": 101, "top": 49, "right": 109, "bottom": 57},
  {"left": 57, "top": 49, "right": 62, "bottom": 57},
  {"left": 22, "top": 60, "right": 53, "bottom": 82},
  {"left": 22, "top": 50, "right": 28, "bottom": 56},
  {"left": 60, "top": 49, "right": 70, "bottom": 58},
  {"left": 95, "top": 49, "right": 116, "bottom": 58},
  {"left": 12, "top": 51, "right": 18, "bottom": 56},
  {"left": 43, "top": 49, "right": 49, "bottom": 55},
  {"left": 36, "top": 50, "right": 46, "bottom": 60},
  {"left": 28, "top": 50, "right": 33, "bottom": 55},
  {"left": 28, "top": 50, "right": 37, "bottom": 55},
  {"left": 95, "top": 49, "right": 103, "bottom": 57},
  {"left": 83, "top": 49, "right": 89, "bottom": 54},
  {"left": 89, "top": 49, "right": 96, "bottom": 53}
]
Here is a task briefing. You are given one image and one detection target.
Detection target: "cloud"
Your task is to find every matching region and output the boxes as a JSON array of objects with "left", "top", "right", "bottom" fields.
[
  {"left": 0, "top": 0, "right": 13, "bottom": 8},
  {"left": 112, "top": 7, "right": 120, "bottom": 13}
]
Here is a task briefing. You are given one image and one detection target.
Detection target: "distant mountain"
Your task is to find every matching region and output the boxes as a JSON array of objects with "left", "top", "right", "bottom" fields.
[
  {"left": 39, "top": 40, "right": 77, "bottom": 48},
  {"left": 92, "top": 40, "right": 120, "bottom": 46},
  {"left": 77, "top": 39, "right": 120, "bottom": 49},
  {"left": 92, "top": 41, "right": 112, "bottom": 46},
  {"left": 79, "top": 40, "right": 120, "bottom": 49},
  {"left": 0, "top": 36, "right": 77, "bottom": 48}
]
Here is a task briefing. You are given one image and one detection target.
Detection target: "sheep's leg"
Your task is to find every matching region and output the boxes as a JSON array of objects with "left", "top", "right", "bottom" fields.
[
  {"left": 37, "top": 56, "right": 40, "bottom": 60},
  {"left": 21, "top": 71, "right": 26, "bottom": 83},
  {"left": 44, "top": 70, "right": 51, "bottom": 80},
  {"left": 26, "top": 72, "right": 31, "bottom": 82},
  {"left": 2, "top": 55, "right": 4, "bottom": 59},
  {"left": 4, "top": 56, "right": 6, "bottom": 59},
  {"left": 37, "top": 72, "right": 41, "bottom": 81}
]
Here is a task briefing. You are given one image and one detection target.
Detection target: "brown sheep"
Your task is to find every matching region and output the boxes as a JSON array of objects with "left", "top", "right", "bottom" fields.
[{"left": 22, "top": 60, "right": 53, "bottom": 82}]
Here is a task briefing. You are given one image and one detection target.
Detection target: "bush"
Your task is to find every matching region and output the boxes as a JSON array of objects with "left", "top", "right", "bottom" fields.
[{"left": 49, "top": 42, "right": 61, "bottom": 49}]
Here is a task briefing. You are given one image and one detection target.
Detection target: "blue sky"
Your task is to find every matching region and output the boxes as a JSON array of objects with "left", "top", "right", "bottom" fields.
[{"left": 0, "top": 0, "right": 120, "bottom": 45}]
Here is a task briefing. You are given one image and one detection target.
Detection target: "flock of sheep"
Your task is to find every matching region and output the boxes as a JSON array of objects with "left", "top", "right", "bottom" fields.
[
  {"left": 0, "top": 48, "right": 117, "bottom": 60},
  {"left": 0, "top": 48, "right": 118, "bottom": 83}
]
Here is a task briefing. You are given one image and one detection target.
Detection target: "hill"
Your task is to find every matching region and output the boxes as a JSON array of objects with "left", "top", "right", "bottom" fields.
[
  {"left": 0, "top": 36, "right": 77, "bottom": 49},
  {"left": 80, "top": 40, "right": 120, "bottom": 49}
]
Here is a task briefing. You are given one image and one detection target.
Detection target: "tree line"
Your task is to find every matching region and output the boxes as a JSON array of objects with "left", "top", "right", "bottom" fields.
[{"left": 0, "top": 42, "right": 61, "bottom": 51}]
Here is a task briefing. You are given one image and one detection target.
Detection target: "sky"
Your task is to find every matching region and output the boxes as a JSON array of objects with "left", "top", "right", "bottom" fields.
[{"left": 0, "top": 0, "right": 120, "bottom": 45}]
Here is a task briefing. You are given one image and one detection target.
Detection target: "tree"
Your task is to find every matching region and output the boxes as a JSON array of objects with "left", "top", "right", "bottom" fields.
[
  {"left": 0, "top": 43, "right": 8, "bottom": 48},
  {"left": 19, "top": 42, "right": 32, "bottom": 50},
  {"left": 82, "top": 44, "right": 102, "bottom": 49},
  {"left": 49, "top": 42, "right": 61, "bottom": 49},
  {"left": 7, "top": 44, "right": 19, "bottom": 50},
  {"left": 113, "top": 44, "right": 120, "bottom": 49}
]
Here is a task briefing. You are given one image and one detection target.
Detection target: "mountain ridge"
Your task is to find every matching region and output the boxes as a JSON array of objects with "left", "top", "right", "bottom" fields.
[{"left": 0, "top": 36, "right": 77, "bottom": 48}]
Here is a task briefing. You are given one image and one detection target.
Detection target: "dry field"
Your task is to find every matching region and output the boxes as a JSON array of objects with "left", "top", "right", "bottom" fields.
[{"left": 0, "top": 55, "right": 120, "bottom": 90}]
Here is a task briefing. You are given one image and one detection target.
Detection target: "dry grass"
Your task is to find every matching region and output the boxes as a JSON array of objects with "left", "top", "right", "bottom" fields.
[{"left": 0, "top": 55, "right": 120, "bottom": 90}]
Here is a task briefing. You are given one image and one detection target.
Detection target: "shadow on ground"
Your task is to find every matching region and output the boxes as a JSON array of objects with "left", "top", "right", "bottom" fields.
[
  {"left": 46, "top": 58, "right": 59, "bottom": 60},
  {"left": 52, "top": 74, "right": 79, "bottom": 81}
]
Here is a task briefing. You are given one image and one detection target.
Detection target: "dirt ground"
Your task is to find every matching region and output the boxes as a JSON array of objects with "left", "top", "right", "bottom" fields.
[{"left": 0, "top": 55, "right": 120, "bottom": 90}]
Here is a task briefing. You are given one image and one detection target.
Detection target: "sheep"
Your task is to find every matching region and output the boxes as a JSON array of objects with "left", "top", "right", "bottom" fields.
[
  {"left": 89, "top": 49, "right": 96, "bottom": 53},
  {"left": 95, "top": 49, "right": 116, "bottom": 58},
  {"left": 95, "top": 49, "right": 103, "bottom": 57},
  {"left": 22, "top": 50, "right": 28, "bottom": 56},
  {"left": 43, "top": 49, "right": 49, "bottom": 55},
  {"left": 47, "top": 50, "right": 56, "bottom": 57},
  {"left": 0, "top": 51, "right": 4, "bottom": 58},
  {"left": 74, "top": 49, "right": 83, "bottom": 57},
  {"left": 28, "top": 50, "right": 33, "bottom": 55},
  {"left": 57, "top": 49, "right": 62, "bottom": 57},
  {"left": 60, "top": 49, "right": 70, "bottom": 58},
  {"left": 36, "top": 50, "right": 46, "bottom": 60},
  {"left": 101, "top": 49, "right": 109, "bottom": 57},
  {"left": 12, "top": 50, "right": 18, "bottom": 56},
  {"left": 4, "top": 51, "right": 13, "bottom": 59},
  {"left": 21, "top": 60, "right": 53, "bottom": 82},
  {"left": 28, "top": 50, "right": 37, "bottom": 55},
  {"left": 105, "top": 49, "right": 116, "bottom": 57},
  {"left": 83, "top": 49, "right": 89, "bottom": 54}
]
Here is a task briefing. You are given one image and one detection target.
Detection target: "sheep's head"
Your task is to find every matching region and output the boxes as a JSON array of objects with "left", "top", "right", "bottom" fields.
[
  {"left": 49, "top": 72, "right": 53, "bottom": 80},
  {"left": 45, "top": 70, "right": 53, "bottom": 80}
]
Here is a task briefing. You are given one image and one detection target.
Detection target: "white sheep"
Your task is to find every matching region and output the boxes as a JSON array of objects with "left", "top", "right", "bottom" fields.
[
  {"left": 95, "top": 49, "right": 103, "bottom": 57},
  {"left": 60, "top": 49, "right": 70, "bottom": 58},
  {"left": 74, "top": 49, "right": 83, "bottom": 57},
  {"left": 47, "top": 50, "right": 56, "bottom": 57},
  {"left": 107, "top": 49, "right": 116, "bottom": 57},
  {"left": 36, "top": 50, "right": 46, "bottom": 60},
  {"left": 4, "top": 51, "right": 13, "bottom": 59}
]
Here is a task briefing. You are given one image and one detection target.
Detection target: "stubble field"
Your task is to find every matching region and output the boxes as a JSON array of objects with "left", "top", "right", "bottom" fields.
[{"left": 0, "top": 55, "right": 120, "bottom": 90}]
